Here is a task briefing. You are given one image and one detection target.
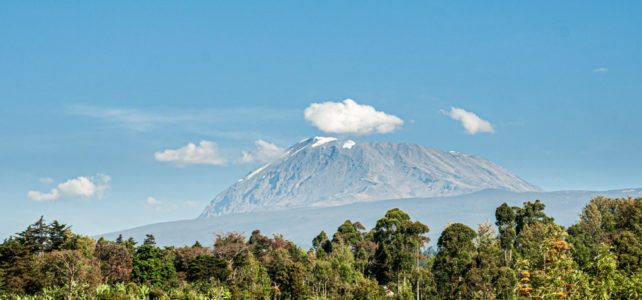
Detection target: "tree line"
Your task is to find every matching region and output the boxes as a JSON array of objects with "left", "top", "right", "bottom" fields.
[{"left": 0, "top": 196, "right": 640, "bottom": 299}]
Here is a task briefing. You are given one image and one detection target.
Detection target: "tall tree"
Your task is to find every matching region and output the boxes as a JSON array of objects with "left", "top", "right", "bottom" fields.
[
  {"left": 372, "top": 208, "right": 429, "bottom": 297},
  {"left": 47, "top": 220, "right": 70, "bottom": 252},
  {"left": 16, "top": 216, "right": 49, "bottom": 255},
  {"left": 495, "top": 203, "right": 516, "bottom": 266},
  {"left": 143, "top": 234, "right": 156, "bottom": 246},
  {"left": 432, "top": 223, "right": 476, "bottom": 300},
  {"left": 0, "top": 238, "right": 39, "bottom": 293},
  {"left": 131, "top": 244, "right": 176, "bottom": 286},
  {"left": 514, "top": 200, "right": 554, "bottom": 235},
  {"left": 39, "top": 249, "right": 101, "bottom": 300},
  {"left": 94, "top": 240, "right": 133, "bottom": 283}
]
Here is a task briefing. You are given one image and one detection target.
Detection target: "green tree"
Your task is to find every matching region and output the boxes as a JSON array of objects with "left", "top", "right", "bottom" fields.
[
  {"left": 432, "top": 223, "right": 476, "bottom": 300},
  {"left": 312, "top": 230, "right": 332, "bottom": 256},
  {"left": 47, "top": 220, "right": 70, "bottom": 252},
  {"left": 186, "top": 255, "right": 230, "bottom": 282},
  {"left": 131, "top": 244, "right": 176, "bottom": 286},
  {"left": 372, "top": 208, "right": 429, "bottom": 297},
  {"left": 466, "top": 222, "right": 505, "bottom": 300},
  {"left": 332, "top": 220, "right": 364, "bottom": 246},
  {"left": 16, "top": 216, "right": 49, "bottom": 255},
  {"left": 514, "top": 199, "right": 554, "bottom": 235},
  {"left": 0, "top": 238, "right": 39, "bottom": 293},
  {"left": 143, "top": 234, "right": 156, "bottom": 246},
  {"left": 516, "top": 225, "right": 590, "bottom": 299},
  {"left": 495, "top": 203, "right": 516, "bottom": 266}
]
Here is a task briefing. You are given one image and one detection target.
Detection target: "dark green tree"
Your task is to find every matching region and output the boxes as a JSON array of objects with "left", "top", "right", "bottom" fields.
[
  {"left": 372, "top": 208, "right": 429, "bottom": 297},
  {"left": 433, "top": 223, "right": 477, "bottom": 300},
  {"left": 332, "top": 220, "right": 364, "bottom": 246},
  {"left": 495, "top": 203, "right": 516, "bottom": 265},
  {"left": 312, "top": 230, "right": 332, "bottom": 256},
  {"left": 143, "top": 234, "right": 156, "bottom": 246},
  {"left": 131, "top": 244, "right": 176, "bottom": 286},
  {"left": 0, "top": 238, "right": 39, "bottom": 293},
  {"left": 16, "top": 216, "right": 49, "bottom": 255},
  {"left": 186, "top": 255, "right": 229, "bottom": 282},
  {"left": 46, "top": 220, "right": 70, "bottom": 252},
  {"left": 514, "top": 200, "right": 554, "bottom": 235}
]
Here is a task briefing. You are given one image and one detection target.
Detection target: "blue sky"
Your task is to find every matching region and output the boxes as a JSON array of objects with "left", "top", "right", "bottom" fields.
[{"left": 1, "top": 1, "right": 641, "bottom": 239}]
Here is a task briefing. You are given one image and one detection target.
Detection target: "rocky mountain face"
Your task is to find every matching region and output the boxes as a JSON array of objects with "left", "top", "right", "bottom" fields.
[{"left": 200, "top": 137, "right": 541, "bottom": 217}]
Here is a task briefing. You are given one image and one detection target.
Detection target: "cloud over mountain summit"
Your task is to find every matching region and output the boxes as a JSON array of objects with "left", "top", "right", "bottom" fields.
[{"left": 304, "top": 99, "right": 403, "bottom": 135}]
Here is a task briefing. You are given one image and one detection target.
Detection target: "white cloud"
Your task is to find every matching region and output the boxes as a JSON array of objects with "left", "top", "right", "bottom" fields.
[
  {"left": 443, "top": 107, "right": 495, "bottom": 135},
  {"left": 154, "top": 140, "right": 227, "bottom": 166},
  {"left": 146, "top": 196, "right": 161, "bottom": 205},
  {"left": 304, "top": 99, "right": 403, "bottom": 135},
  {"left": 145, "top": 196, "right": 179, "bottom": 212},
  {"left": 27, "top": 174, "right": 111, "bottom": 202},
  {"left": 39, "top": 177, "right": 54, "bottom": 184},
  {"left": 236, "top": 140, "right": 285, "bottom": 164},
  {"left": 27, "top": 189, "right": 60, "bottom": 202},
  {"left": 593, "top": 67, "right": 608, "bottom": 73}
]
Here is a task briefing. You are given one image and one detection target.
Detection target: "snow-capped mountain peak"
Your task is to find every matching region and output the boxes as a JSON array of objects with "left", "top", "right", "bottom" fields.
[{"left": 200, "top": 138, "right": 541, "bottom": 217}]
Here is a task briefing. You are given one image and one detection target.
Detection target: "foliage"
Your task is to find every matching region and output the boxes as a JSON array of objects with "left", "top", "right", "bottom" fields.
[{"left": 1, "top": 197, "right": 641, "bottom": 299}]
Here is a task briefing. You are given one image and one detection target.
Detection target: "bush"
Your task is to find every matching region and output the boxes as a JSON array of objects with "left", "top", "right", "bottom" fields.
[
  {"left": 149, "top": 288, "right": 166, "bottom": 300},
  {"left": 95, "top": 291, "right": 130, "bottom": 300}
]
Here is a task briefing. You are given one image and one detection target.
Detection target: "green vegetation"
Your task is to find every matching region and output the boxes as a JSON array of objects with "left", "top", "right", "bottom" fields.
[{"left": 0, "top": 196, "right": 640, "bottom": 299}]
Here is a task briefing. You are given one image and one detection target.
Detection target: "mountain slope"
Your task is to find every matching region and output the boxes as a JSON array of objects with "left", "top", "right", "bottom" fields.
[{"left": 200, "top": 137, "right": 541, "bottom": 217}]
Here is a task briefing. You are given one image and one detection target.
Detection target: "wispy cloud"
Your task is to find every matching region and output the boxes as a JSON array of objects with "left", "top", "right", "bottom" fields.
[
  {"left": 154, "top": 140, "right": 227, "bottom": 166},
  {"left": 145, "top": 196, "right": 178, "bottom": 212},
  {"left": 69, "top": 106, "right": 181, "bottom": 131},
  {"left": 69, "top": 105, "right": 298, "bottom": 132},
  {"left": 304, "top": 99, "right": 403, "bottom": 135},
  {"left": 593, "top": 67, "right": 608, "bottom": 73},
  {"left": 39, "top": 177, "right": 54, "bottom": 184},
  {"left": 146, "top": 196, "right": 161, "bottom": 205},
  {"left": 442, "top": 107, "right": 495, "bottom": 135},
  {"left": 236, "top": 140, "right": 285, "bottom": 164},
  {"left": 27, "top": 174, "right": 111, "bottom": 202}
]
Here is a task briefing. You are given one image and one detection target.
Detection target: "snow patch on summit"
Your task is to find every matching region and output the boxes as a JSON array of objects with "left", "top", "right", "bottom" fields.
[
  {"left": 342, "top": 140, "right": 356, "bottom": 149},
  {"left": 311, "top": 137, "right": 337, "bottom": 147}
]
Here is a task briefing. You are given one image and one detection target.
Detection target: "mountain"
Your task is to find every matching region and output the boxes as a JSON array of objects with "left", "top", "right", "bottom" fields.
[
  {"left": 99, "top": 188, "right": 642, "bottom": 249},
  {"left": 200, "top": 137, "right": 541, "bottom": 217}
]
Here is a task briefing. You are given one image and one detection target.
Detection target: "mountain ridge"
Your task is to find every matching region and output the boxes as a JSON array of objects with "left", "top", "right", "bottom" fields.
[{"left": 200, "top": 137, "right": 541, "bottom": 217}]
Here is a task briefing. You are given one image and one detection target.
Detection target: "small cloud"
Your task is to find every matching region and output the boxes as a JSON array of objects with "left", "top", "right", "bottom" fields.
[
  {"left": 236, "top": 140, "right": 285, "bottom": 164},
  {"left": 442, "top": 107, "right": 495, "bottom": 135},
  {"left": 39, "top": 177, "right": 54, "bottom": 184},
  {"left": 27, "top": 189, "right": 60, "bottom": 202},
  {"left": 304, "top": 99, "right": 403, "bottom": 136},
  {"left": 146, "top": 196, "right": 161, "bottom": 205},
  {"left": 145, "top": 196, "right": 178, "bottom": 212},
  {"left": 154, "top": 140, "right": 227, "bottom": 167},
  {"left": 185, "top": 200, "right": 201, "bottom": 209},
  {"left": 27, "top": 174, "right": 111, "bottom": 202},
  {"left": 593, "top": 67, "right": 608, "bottom": 73}
]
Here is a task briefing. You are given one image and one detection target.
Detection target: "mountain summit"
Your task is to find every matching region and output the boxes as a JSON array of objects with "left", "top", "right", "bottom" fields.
[{"left": 200, "top": 137, "right": 541, "bottom": 217}]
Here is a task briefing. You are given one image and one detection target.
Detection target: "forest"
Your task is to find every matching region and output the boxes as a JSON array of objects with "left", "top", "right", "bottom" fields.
[{"left": 0, "top": 196, "right": 640, "bottom": 299}]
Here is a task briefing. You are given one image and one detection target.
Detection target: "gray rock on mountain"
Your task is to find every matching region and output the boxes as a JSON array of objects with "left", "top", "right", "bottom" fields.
[{"left": 200, "top": 137, "right": 542, "bottom": 217}]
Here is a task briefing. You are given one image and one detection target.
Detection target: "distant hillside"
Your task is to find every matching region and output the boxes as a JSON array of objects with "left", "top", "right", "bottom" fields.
[
  {"left": 201, "top": 137, "right": 541, "bottom": 217},
  {"left": 99, "top": 188, "right": 641, "bottom": 249}
]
